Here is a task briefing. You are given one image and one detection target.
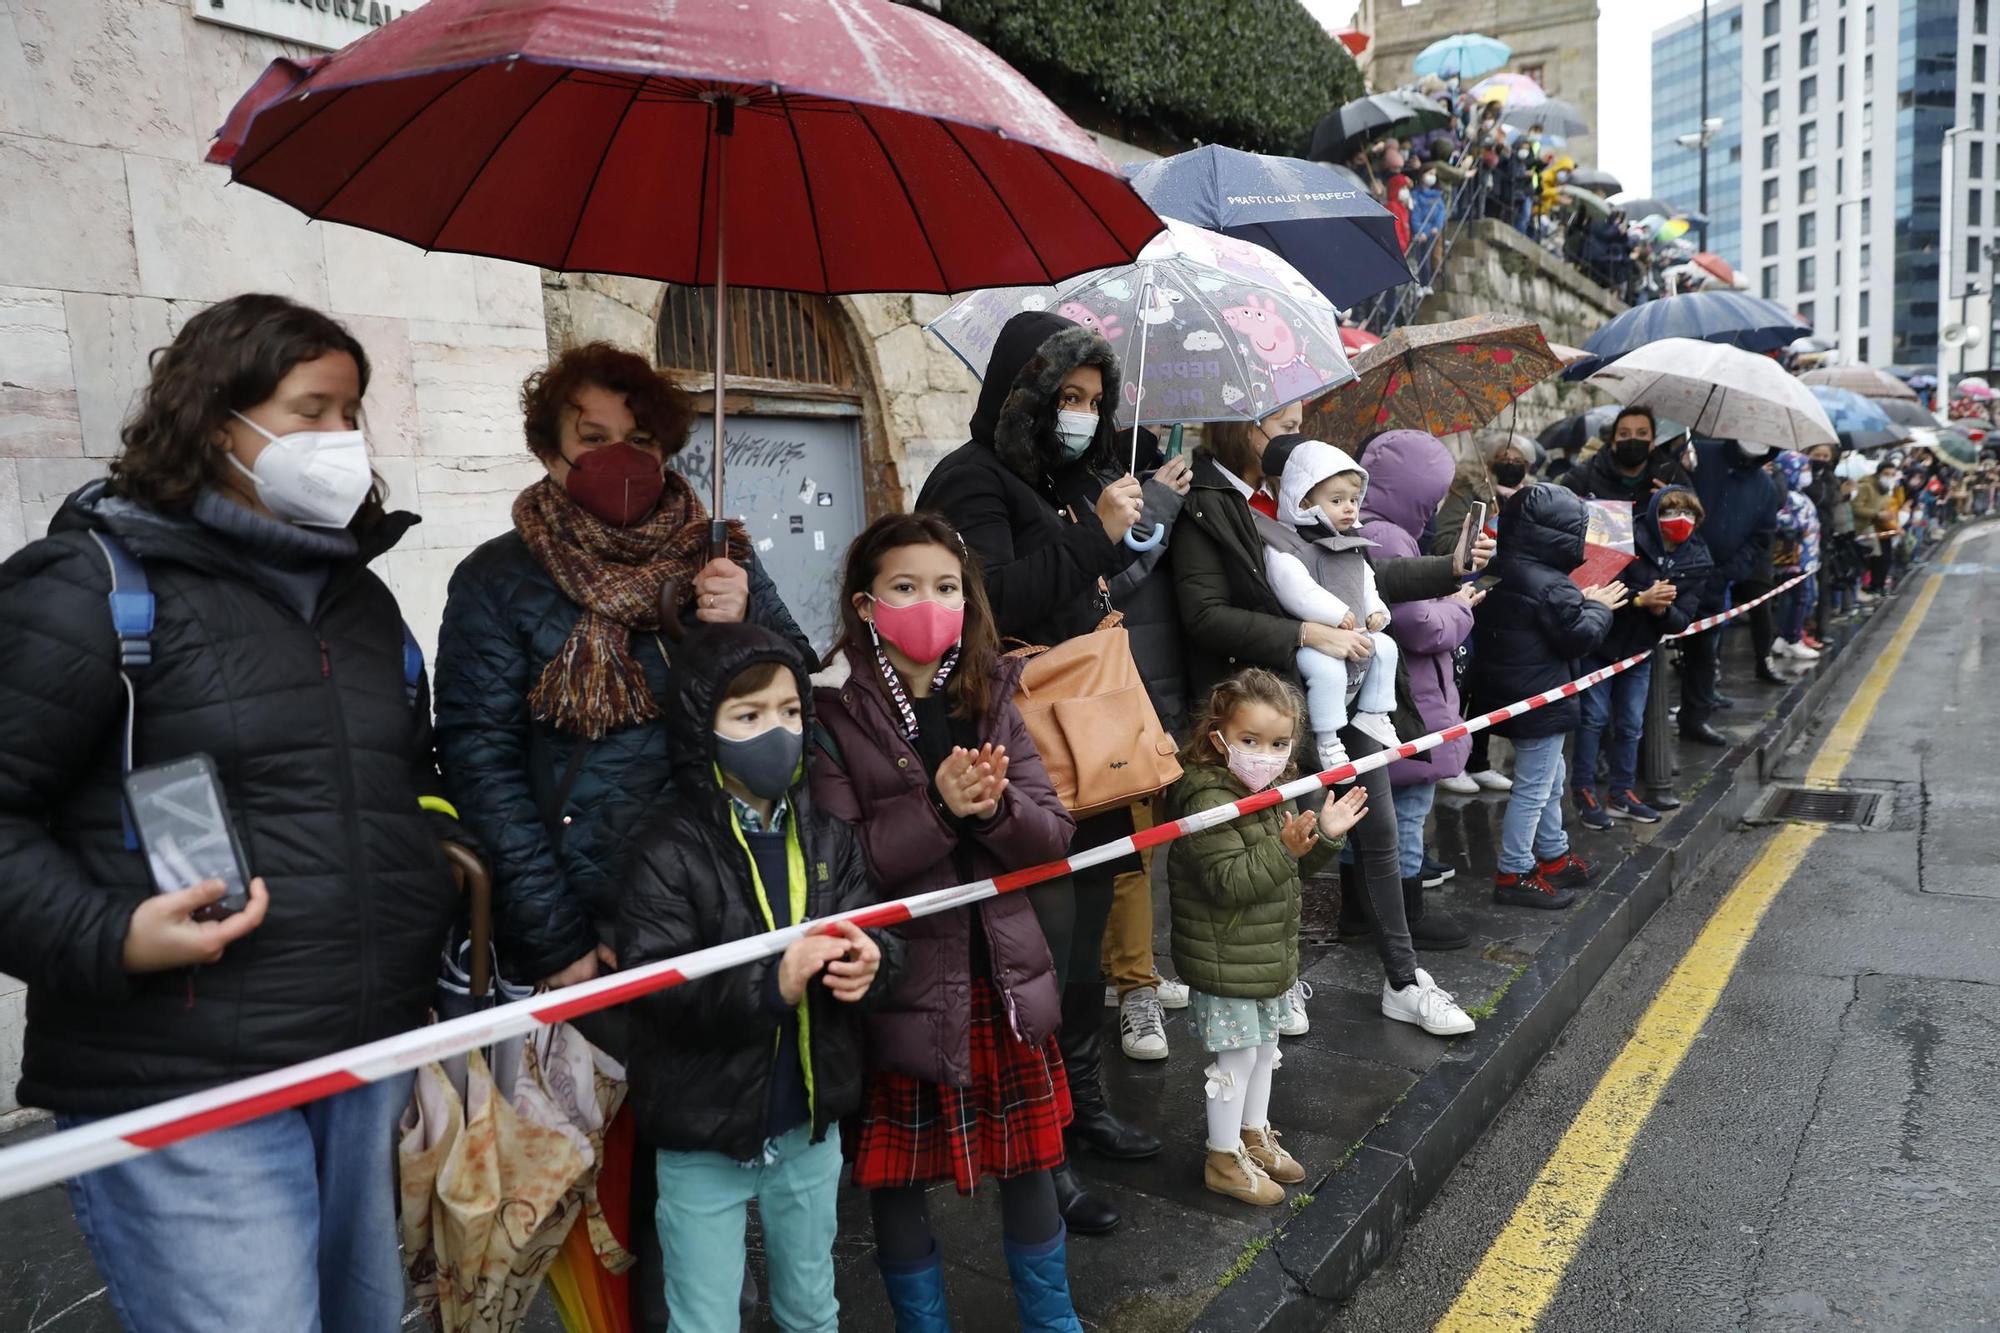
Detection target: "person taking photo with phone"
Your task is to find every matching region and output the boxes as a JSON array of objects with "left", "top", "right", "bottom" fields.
[{"left": 0, "top": 293, "right": 461, "bottom": 1331}]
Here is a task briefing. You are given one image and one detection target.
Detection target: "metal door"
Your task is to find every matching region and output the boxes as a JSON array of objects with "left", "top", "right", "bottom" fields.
[{"left": 674, "top": 414, "right": 866, "bottom": 654}]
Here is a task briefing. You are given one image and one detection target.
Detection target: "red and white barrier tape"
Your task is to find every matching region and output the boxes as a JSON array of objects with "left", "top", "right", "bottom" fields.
[{"left": 0, "top": 568, "right": 1813, "bottom": 1200}]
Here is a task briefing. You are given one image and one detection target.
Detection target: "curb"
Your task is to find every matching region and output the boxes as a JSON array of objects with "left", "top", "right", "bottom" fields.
[{"left": 1191, "top": 576, "right": 1919, "bottom": 1332}]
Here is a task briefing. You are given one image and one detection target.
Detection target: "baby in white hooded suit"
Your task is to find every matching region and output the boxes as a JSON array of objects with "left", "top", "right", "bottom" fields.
[{"left": 1260, "top": 438, "right": 1403, "bottom": 772}]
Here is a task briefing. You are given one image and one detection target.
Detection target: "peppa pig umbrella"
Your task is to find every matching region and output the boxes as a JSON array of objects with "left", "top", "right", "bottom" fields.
[
  {"left": 926, "top": 218, "right": 1357, "bottom": 439},
  {"left": 207, "top": 0, "right": 1160, "bottom": 556}
]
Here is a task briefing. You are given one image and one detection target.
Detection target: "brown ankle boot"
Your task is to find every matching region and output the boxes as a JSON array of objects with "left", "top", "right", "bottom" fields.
[
  {"left": 1241, "top": 1123, "right": 1306, "bottom": 1184},
  {"left": 1204, "top": 1145, "right": 1286, "bottom": 1205}
]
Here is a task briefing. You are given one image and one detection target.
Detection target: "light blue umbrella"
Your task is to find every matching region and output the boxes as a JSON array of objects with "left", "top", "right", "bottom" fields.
[
  {"left": 1411, "top": 33, "right": 1512, "bottom": 80},
  {"left": 1807, "top": 385, "right": 1897, "bottom": 436}
]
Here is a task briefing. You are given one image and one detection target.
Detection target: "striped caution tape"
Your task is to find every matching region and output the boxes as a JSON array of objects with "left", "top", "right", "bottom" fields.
[{"left": 0, "top": 568, "right": 1814, "bottom": 1201}]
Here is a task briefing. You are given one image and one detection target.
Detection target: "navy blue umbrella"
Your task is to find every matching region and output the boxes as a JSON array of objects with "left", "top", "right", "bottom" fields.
[
  {"left": 1563, "top": 290, "right": 1812, "bottom": 380},
  {"left": 1127, "top": 144, "right": 1413, "bottom": 309}
]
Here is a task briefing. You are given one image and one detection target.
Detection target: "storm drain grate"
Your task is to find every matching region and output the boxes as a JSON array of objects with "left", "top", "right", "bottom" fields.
[{"left": 1760, "top": 785, "right": 1883, "bottom": 829}]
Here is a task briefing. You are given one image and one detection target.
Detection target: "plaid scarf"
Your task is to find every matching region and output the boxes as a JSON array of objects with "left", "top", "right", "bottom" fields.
[{"left": 514, "top": 473, "right": 749, "bottom": 738}]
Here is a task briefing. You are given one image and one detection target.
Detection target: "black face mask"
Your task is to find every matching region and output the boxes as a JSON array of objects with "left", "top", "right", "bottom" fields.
[
  {"left": 1611, "top": 438, "right": 1652, "bottom": 469},
  {"left": 714, "top": 725, "right": 804, "bottom": 801},
  {"left": 1492, "top": 460, "right": 1528, "bottom": 488},
  {"left": 1809, "top": 458, "right": 1833, "bottom": 478}
]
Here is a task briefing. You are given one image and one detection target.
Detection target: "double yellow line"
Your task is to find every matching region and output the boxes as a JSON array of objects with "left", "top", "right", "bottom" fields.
[{"left": 1436, "top": 571, "right": 1946, "bottom": 1331}]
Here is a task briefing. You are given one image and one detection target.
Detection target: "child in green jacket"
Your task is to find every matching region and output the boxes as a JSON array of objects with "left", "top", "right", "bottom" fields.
[{"left": 1166, "top": 669, "right": 1369, "bottom": 1206}]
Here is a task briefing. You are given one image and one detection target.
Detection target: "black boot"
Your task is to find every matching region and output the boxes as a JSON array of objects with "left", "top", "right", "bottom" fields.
[
  {"left": 1336, "top": 859, "right": 1375, "bottom": 940},
  {"left": 1403, "top": 876, "right": 1470, "bottom": 951},
  {"left": 1052, "top": 1159, "right": 1119, "bottom": 1236},
  {"left": 1059, "top": 984, "right": 1161, "bottom": 1160}
]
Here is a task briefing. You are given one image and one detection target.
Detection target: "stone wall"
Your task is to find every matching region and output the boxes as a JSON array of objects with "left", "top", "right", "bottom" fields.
[
  {"left": 0, "top": 0, "right": 547, "bottom": 1117},
  {"left": 1418, "top": 218, "right": 1626, "bottom": 439}
]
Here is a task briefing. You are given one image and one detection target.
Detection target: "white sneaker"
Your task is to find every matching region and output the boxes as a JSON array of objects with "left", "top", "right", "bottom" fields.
[
  {"left": 1316, "top": 737, "right": 1350, "bottom": 774},
  {"left": 1119, "top": 985, "right": 1170, "bottom": 1060},
  {"left": 1278, "top": 980, "right": 1312, "bottom": 1037},
  {"left": 1351, "top": 711, "right": 1403, "bottom": 750},
  {"left": 1380, "top": 968, "right": 1475, "bottom": 1036},
  {"left": 1468, "top": 768, "right": 1514, "bottom": 792},
  {"left": 1437, "top": 772, "right": 1481, "bottom": 796},
  {"left": 1774, "top": 638, "right": 1821, "bottom": 661},
  {"left": 1156, "top": 976, "right": 1191, "bottom": 1009}
]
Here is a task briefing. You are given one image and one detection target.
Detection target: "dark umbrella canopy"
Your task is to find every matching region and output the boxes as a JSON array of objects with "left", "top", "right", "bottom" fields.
[
  {"left": 1877, "top": 396, "right": 1940, "bottom": 429},
  {"left": 1568, "top": 167, "right": 1622, "bottom": 192},
  {"left": 1309, "top": 92, "right": 1449, "bottom": 162},
  {"left": 1128, "top": 145, "right": 1412, "bottom": 308},
  {"left": 1503, "top": 98, "right": 1590, "bottom": 138},
  {"left": 1564, "top": 291, "right": 1812, "bottom": 380}
]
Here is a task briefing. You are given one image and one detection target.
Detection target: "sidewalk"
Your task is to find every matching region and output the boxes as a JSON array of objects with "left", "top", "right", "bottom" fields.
[{"left": 0, "top": 611, "right": 1874, "bottom": 1333}]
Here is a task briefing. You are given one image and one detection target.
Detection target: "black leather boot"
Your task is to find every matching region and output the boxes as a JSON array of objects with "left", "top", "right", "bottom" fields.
[
  {"left": 1404, "top": 876, "right": 1470, "bottom": 951},
  {"left": 1059, "top": 984, "right": 1162, "bottom": 1160},
  {"left": 1051, "top": 1159, "right": 1119, "bottom": 1235}
]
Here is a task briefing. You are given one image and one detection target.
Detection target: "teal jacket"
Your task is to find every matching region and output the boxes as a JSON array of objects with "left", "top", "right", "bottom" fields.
[{"left": 1165, "top": 762, "right": 1340, "bottom": 1000}]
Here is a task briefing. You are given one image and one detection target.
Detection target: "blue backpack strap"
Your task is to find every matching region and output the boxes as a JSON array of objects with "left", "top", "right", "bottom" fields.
[
  {"left": 401, "top": 621, "right": 423, "bottom": 711},
  {"left": 86, "top": 532, "right": 153, "bottom": 851}
]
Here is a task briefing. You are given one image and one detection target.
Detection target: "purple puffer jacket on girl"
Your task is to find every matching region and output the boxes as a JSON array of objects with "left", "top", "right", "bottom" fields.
[{"left": 1358, "top": 430, "right": 1475, "bottom": 787}]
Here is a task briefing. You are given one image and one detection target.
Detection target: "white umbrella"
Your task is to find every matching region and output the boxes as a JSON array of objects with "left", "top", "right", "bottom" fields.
[{"left": 1584, "top": 337, "right": 1836, "bottom": 450}]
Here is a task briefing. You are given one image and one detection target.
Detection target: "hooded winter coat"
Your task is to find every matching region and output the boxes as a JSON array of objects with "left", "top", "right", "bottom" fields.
[
  {"left": 1560, "top": 441, "right": 1693, "bottom": 505},
  {"left": 1690, "top": 439, "right": 1782, "bottom": 585},
  {"left": 1594, "top": 486, "right": 1714, "bottom": 661},
  {"left": 809, "top": 648, "right": 1071, "bottom": 1088},
  {"left": 1471, "top": 485, "right": 1615, "bottom": 740},
  {"left": 1165, "top": 763, "right": 1338, "bottom": 1000},
  {"left": 616, "top": 623, "right": 900, "bottom": 1161},
  {"left": 0, "top": 483, "right": 457, "bottom": 1114},
  {"left": 434, "top": 512, "right": 810, "bottom": 984},
  {"left": 914, "top": 311, "right": 1141, "bottom": 650},
  {"left": 1264, "top": 440, "right": 1387, "bottom": 630},
  {"left": 1358, "top": 431, "right": 1475, "bottom": 785}
]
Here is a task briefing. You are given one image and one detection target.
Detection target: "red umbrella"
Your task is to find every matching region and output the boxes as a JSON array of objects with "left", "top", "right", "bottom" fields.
[
  {"left": 209, "top": 0, "right": 1160, "bottom": 550},
  {"left": 1339, "top": 326, "right": 1382, "bottom": 354}
]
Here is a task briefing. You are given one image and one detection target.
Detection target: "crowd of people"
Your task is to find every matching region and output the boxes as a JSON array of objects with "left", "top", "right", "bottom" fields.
[{"left": 0, "top": 293, "right": 1984, "bottom": 1332}]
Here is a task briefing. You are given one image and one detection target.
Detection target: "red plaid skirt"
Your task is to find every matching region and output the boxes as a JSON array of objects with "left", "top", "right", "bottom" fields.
[{"left": 852, "top": 978, "right": 1072, "bottom": 1195}]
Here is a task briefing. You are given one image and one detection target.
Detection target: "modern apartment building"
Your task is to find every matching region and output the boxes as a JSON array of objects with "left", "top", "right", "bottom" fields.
[
  {"left": 1652, "top": 4, "right": 1746, "bottom": 269},
  {"left": 1726, "top": 0, "right": 1981, "bottom": 367}
]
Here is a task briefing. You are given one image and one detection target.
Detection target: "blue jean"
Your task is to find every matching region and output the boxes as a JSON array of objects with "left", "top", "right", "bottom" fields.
[
  {"left": 655, "top": 1123, "right": 841, "bottom": 1333},
  {"left": 60, "top": 1073, "right": 412, "bottom": 1333},
  {"left": 1573, "top": 657, "right": 1653, "bottom": 793},
  {"left": 1392, "top": 780, "right": 1436, "bottom": 880},
  {"left": 1298, "top": 633, "right": 1399, "bottom": 740},
  {"left": 1499, "top": 733, "right": 1570, "bottom": 873}
]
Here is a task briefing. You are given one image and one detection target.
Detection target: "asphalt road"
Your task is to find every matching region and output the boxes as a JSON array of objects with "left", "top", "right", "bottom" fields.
[{"left": 1335, "top": 525, "right": 2000, "bottom": 1332}]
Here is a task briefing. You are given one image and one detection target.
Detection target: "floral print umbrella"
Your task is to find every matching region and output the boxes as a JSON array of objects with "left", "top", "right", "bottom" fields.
[{"left": 1302, "top": 314, "right": 1562, "bottom": 450}]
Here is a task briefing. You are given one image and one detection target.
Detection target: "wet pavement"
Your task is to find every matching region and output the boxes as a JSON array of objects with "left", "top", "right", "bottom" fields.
[{"left": 0, "top": 610, "right": 1836, "bottom": 1332}]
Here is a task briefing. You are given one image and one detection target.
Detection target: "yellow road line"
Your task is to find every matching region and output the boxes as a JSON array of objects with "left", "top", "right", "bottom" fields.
[{"left": 1436, "top": 569, "right": 1948, "bottom": 1332}]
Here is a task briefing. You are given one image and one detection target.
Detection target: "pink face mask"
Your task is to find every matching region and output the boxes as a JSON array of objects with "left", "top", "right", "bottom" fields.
[
  {"left": 1216, "top": 735, "right": 1288, "bottom": 793},
  {"left": 869, "top": 596, "right": 965, "bottom": 664}
]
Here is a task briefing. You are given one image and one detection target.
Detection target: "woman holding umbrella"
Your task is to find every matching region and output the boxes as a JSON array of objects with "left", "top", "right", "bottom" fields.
[{"left": 916, "top": 310, "right": 1173, "bottom": 1237}]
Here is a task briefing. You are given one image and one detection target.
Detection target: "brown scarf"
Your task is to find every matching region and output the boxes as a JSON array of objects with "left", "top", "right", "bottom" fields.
[{"left": 514, "top": 473, "right": 750, "bottom": 738}]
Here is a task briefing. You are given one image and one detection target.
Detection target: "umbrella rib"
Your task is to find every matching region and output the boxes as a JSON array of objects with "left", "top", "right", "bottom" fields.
[
  {"left": 1024, "top": 144, "right": 1139, "bottom": 277},
  {"left": 934, "top": 118, "right": 1054, "bottom": 284},
  {"left": 774, "top": 88, "right": 833, "bottom": 294},
  {"left": 310, "top": 67, "right": 486, "bottom": 220},
  {"left": 231, "top": 84, "right": 356, "bottom": 192},
  {"left": 557, "top": 74, "right": 648, "bottom": 272},
  {"left": 844, "top": 104, "right": 950, "bottom": 291},
  {"left": 428, "top": 66, "right": 574, "bottom": 252}
]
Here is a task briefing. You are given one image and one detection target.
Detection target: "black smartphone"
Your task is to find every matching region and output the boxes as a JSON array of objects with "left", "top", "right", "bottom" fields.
[{"left": 123, "top": 754, "right": 252, "bottom": 920}]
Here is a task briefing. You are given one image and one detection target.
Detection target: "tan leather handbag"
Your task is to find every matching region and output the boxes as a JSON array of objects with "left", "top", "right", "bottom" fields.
[{"left": 1008, "top": 612, "right": 1182, "bottom": 818}]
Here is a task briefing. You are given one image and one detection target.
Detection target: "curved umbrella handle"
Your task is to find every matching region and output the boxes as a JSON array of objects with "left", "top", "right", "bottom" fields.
[{"left": 1124, "top": 522, "right": 1168, "bottom": 552}]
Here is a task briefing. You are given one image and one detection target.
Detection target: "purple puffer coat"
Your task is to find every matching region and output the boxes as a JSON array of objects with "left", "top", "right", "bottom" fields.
[
  {"left": 1359, "top": 430, "right": 1475, "bottom": 787},
  {"left": 810, "top": 647, "right": 1072, "bottom": 1088}
]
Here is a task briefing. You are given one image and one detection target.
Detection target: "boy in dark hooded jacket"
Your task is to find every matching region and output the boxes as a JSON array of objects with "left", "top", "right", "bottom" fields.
[
  {"left": 618, "top": 622, "right": 901, "bottom": 1332},
  {"left": 1571, "top": 487, "right": 1714, "bottom": 830},
  {"left": 1472, "top": 486, "right": 1628, "bottom": 909}
]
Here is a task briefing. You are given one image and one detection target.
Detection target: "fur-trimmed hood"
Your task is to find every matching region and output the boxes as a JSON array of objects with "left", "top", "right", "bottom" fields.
[{"left": 969, "top": 310, "right": 1123, "bottom": 483}]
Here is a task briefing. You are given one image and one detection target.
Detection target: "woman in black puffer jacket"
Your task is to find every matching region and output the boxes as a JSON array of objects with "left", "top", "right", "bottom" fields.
[{"left": 0, "top": 294, "right": 458, "bottom": 1330}]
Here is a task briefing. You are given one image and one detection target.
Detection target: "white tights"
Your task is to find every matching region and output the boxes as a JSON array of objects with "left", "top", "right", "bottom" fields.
[{"left": 1203, "top": 1041, "right": 1280, "bottom": 1152}]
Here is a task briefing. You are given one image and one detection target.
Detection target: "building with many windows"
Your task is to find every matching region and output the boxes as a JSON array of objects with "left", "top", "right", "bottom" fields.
[
  {"left": 1719, "top": 0, "right": 1986, "bottom": 368},
  {"left": 1652, "top": 5, "right": 1745, "bottom": 270}
]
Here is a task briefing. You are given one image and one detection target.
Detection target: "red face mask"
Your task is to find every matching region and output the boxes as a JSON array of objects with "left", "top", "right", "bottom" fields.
[
  {"left": 869, "top": 596, "right": 965, "bottom": 665},
  {"left": 1659, "top": 514, "right": 1697, "bottom": 544},
  {"left": 564, "top": 442, "right": 665, "bottom": 527}
]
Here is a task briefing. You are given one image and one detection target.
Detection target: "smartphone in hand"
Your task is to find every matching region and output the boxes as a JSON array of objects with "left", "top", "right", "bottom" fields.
[{"left": 124, "top": 754, "right": 252, "bottom": 921}]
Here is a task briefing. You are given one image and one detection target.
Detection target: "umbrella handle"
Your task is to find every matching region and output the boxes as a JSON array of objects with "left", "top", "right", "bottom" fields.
[{"left": 1124, "top": 522, "right": 1167, "bottom": 552}]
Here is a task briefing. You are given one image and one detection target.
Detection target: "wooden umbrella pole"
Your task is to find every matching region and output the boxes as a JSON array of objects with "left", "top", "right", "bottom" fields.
[{"left": 709, "top": 97, "right": 735, "bottom": 558}]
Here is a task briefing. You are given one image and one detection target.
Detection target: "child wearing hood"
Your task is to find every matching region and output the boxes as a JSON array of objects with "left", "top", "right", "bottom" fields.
[
  {"left": 618, "top": 622, "right": 901, "bottom": 1332},
  {"left": 1257, "top": 436, "right": 1403, "bottom": 774}
]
